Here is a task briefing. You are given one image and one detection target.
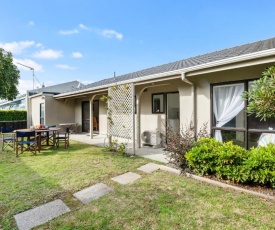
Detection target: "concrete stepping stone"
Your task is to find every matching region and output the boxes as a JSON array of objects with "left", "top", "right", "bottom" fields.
[
  {"left": 14, "top": 199, "right": 70, "bottom": 230},
  {"left": 137, "top": 163, "right": 161, "bottom": 173},
  {"left": 111, "top": 172, "right": 141, "bottom": 184},
  {"left": 73, "top": 183, "right": 113, "bottom": 204}
]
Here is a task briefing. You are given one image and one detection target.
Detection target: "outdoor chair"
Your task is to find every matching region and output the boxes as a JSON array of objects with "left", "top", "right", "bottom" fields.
[
  {"left": 93, "top": 117, "right": 98, "bottom": 131},
  {"left": 41, "top": 125, "right": 56, "bottom": 146},
  {"left": 15, "top": 131, "right": 39, "bottom": 157},
  {"left": 55, "top": 127, "right": 70, "bottom": 149},
  {"left": 1, "top": 127, "right": 15, "bottom": 151}
]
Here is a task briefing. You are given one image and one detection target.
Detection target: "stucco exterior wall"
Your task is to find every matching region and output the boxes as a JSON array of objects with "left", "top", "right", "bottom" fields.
[
  {"left": 98, "top": 99, "right": 108, "bottom": 135},
  {"left": 45, "top": 96, "right": 75, "bottom": 127},
  {"left": 188, "top": 62, "right": 275, "bottom": 133},
  {"left": 136, "top": 79, "right": 182, "bottom": 146}
]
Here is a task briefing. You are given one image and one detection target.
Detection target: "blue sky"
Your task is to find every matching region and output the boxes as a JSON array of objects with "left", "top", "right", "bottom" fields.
[{"left": 1, "top": 0, "right": 275, "bottom": 94}]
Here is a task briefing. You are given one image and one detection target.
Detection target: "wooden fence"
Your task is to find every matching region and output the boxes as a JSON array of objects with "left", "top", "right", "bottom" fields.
[{"left": 0, "top": 120, "right": 27, "bottom": 130}]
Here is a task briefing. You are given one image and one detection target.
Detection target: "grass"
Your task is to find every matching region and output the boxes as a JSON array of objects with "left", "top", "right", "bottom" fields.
[{"left": 1, "top": 141, "right": 275, "bottom": 229}]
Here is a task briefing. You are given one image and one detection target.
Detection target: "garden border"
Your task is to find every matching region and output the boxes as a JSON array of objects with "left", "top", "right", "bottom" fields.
[{"left": 185, "top": 172, "right": 275, "bottom": 201}]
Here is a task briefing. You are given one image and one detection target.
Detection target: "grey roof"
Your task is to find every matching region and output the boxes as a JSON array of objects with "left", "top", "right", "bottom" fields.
[
  {"left": 64, "top": 37, "right": 275, "bottom": 94},
  {"left": 28, "top": 80, "right": 83, "bottom": 95}
]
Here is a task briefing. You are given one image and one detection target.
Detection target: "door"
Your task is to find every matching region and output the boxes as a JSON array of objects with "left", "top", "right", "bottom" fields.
[
  {"left": 166, "top": 92, "right": 180, "bottom": 132},
  {"left": 82, "top": 101, "right": 100, "bottom": 133},
  {"left": 92, "top": 100, "right": 99, "bottom": 132},
  {"left": 82, "top": 102, "right": 90, "bottom": 132}
]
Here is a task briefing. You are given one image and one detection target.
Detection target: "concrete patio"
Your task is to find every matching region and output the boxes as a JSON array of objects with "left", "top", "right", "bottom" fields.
[{"left": 69, "top": 133, "right": 169, "bottom": 163}]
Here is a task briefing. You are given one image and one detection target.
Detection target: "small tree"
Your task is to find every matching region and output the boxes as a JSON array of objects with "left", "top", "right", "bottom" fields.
[
  {"left": 242, "top": 65, "right": 275, "bottom": 121},
  {"left": 0, "top": 48, "right": 20, "bottom": 100}
]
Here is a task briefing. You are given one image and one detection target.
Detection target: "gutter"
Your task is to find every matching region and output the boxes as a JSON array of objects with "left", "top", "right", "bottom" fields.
[{"left": 54, "top": 48, "right": 275, "bottom": 99}]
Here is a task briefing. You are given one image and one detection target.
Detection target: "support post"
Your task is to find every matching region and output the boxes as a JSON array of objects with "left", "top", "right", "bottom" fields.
[
  {"left": 89, "top": 98, "right": 94, "bottom": 139},
  {"left": 132, "top": 83, "right": 136, "bottom": 155}
]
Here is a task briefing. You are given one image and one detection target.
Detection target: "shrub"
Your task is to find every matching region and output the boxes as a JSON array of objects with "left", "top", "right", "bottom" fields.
[
  {"left": 185, "top": 138, "right": 222, "bottom": 175},
  {"left": 164, "top": 120, "right": 210, "bottom": 170},
  {"left": 215, "top": 142, "right": 249, "bottom": 182},
  {"left": 246, "top": 144, "right": 275, "bottom": 187},
  {"left": 0, "top": 110, "right": 27, "bottom": 121},
  {"left": 186, "top": 138, "right": 275, "bottom": 187}
]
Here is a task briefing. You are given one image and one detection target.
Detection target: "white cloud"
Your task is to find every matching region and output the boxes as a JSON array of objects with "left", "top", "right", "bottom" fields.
[
  {"left": 18, "top": 79, "right": 34, "bottom": 94},
  {"left": 13, "top": 58, "right": 44, "bottom": 72},
  {"left": 32, "top": 49, "right": 63, "bottom": 59},
  {"left": 79, "top": 23, "right": 90, "bottom": 30},
  {"left": 36, "top": 43, "right": 44, "bottom": 48},
  {"left": 55, "top": 64, "right": 77, "bottom": 70},
  {"left": 18, "top": 79, "right": 48, "bottom": 94},
  {"left": 101, "top": 29, "right": 123, "bottom": 40},
  {"left": 59, "top": 29, "right": 79, "bottom": 35},
  {"left": 0, "top": 41, "right": 35, "bottom": 54},
  {"left": 71, "top": 52, "right": 83, "bottom": 58},
  {"left": 28, "top": 21, "right": 35, "bottom": 26}
]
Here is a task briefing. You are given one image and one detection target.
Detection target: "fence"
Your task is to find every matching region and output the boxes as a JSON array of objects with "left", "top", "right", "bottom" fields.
[{"left": 0, "top": 120, "right": 27, "bottom": 130}]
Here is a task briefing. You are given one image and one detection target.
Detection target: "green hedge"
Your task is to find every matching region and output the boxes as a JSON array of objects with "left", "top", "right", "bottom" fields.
[
  {"left": 185, "top": 138, "right": 275, "bottom": 188},
  {"left": 0, "top": 110, "right": 27, "bottom": 121}
]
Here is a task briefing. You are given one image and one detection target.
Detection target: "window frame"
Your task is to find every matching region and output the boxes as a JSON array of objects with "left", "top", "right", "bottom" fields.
[
  {"left": 211, "top": 78, "right": 275, "bottom": 149},
  {"left": 152, "top": 93, "right": 165, "bottom": 114},
  {"left": 211, "top": 80, "right": 248, "bottom": 148},
  {"left": 40, "top": 103, "right": 45, "bottom": 125}
]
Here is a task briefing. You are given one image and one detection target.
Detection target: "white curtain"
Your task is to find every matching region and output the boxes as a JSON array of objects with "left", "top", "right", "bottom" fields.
[{"left": 213, "top": 84, "right": 244, "bottom": 142}]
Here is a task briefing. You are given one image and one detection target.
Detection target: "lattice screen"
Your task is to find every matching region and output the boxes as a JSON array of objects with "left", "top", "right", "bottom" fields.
[{"left": 108, "top": 83, "right": 135, "bottom": 140}]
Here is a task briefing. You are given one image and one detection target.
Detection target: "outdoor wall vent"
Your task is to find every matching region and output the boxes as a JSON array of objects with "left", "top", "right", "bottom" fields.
[{"left": 141, "top": 130, "right": 161, "bottom": 148}]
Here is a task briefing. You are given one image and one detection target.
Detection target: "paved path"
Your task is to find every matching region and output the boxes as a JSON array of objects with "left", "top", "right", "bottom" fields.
[
  {"left": 14, "top": 199, "right": 70, "bottom": 230},
  {"left": 73, "top": 183, "right": 113, "bottom": 204},
  {"left": 14, "top": 162, "right": 179, "bottom": 230},
  {"left": 70, "top": 133, "right": 169, "bottom": 163}
]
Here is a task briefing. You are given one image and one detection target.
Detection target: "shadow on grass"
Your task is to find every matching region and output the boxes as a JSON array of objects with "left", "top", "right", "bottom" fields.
[{"left": 0, "top": 146, "right": 84, "bottom": 229}]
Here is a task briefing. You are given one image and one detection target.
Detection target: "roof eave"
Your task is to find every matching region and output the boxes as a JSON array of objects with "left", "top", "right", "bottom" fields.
[{"left": 54, "top": 48, "right": 275, "bottom": 99}]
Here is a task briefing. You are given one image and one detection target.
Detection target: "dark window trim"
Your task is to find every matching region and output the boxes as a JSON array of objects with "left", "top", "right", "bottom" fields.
[
  {"left": 210, "top": 78, "right": 275, "bottom": 149},
  {"left": 152, "top": 93, "right": 165, "bottom": 114},
  {"left": 40, "top": 103, "right": 45, "bottom": 125},
  {"left": 82, "top": 101, "right": 90, "bottom": 132}
]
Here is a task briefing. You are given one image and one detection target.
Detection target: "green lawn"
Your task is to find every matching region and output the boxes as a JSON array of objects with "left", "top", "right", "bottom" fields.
[{"left": 0, "top": 141, "right": 274, "bottom": 230}]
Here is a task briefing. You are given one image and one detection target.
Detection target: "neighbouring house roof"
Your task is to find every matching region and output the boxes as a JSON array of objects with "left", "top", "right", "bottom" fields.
[
  {"left": 56, "top": 37, "right": 275, "bottom": 98},
  {"left": 0, "top": 81, "right": 83, "bottom": 110},
  {"left": 28, "top": 80, "right": 83, "bottom": 95},
  {"left": 0, "top": 94, "right": 26, "bottom": 106}
]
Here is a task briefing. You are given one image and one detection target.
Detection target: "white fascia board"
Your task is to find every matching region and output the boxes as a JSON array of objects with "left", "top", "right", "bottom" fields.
[
  {"left": 54, "top": 48, "right": 275, "bottom": 99},
  {"left": 29, "top": 93, "right": 44, "bottom": 99}
]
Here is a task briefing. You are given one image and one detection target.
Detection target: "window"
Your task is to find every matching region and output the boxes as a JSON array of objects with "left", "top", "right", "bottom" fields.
[
  {"left": 212, "top": 83, "right": 245, "bottom": 146},
  {"left": 40, "top": 103, "right": 45, "bottom": 125},
  {"left": 212, "top": 80, "right": 275, "bottom": 149},
  {"left": 152, "top": 93, "right": 164, "bottom": 113}
]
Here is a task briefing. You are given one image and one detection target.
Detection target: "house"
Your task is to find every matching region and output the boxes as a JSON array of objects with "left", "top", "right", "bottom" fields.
[
  {"left": 26, "top": 81, "right": 83, "bottom": 127},
  {"left": 0, "top": 94, "right": 26, "bottom": 110},
  {"left": 41, "top": 37, "right": 275, "bottom": 150}
]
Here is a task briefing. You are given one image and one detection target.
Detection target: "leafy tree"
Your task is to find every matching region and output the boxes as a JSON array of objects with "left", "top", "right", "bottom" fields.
[
  {"left": 0, "top": 48, "right": 20, "bottom": 100},
  {"left": 242, "top": 65, "right": 275, "bottom": 121}
]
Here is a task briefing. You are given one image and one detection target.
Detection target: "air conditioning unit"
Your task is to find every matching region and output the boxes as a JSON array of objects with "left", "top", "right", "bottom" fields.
[{"left": 141, "top": 130, "right": 161, "bottom": 148}]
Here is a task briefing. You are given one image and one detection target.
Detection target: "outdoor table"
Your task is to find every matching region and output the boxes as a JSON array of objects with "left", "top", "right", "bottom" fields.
[
  {"left": 258, "top": 133, "right": 275, "bottom": 147},
  {"left": 59, "top": 123, "right": 78, "bottom": 133},
  {"left": 14, "top": 128, "right": 60, "bottom": 151}
]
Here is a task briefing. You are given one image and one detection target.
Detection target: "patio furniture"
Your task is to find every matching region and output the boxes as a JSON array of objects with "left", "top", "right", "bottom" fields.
[
  {"left": 15, "top": 131, "right": 39, "bottom": 157},
  {"left": 1, "top": 127, "right": 15, "bottom": 151},
  {"left": 258, "top": 133, "right": 275, "bottom": 147},
  {"left": 59, "top": 123, "right": 78, "bottom": 133},
  {"left": 55, "top": 127, "right": 70, "bottom": 149},
  {"left": 41, "top": 125, "right": 57, "bottom": 146}
]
